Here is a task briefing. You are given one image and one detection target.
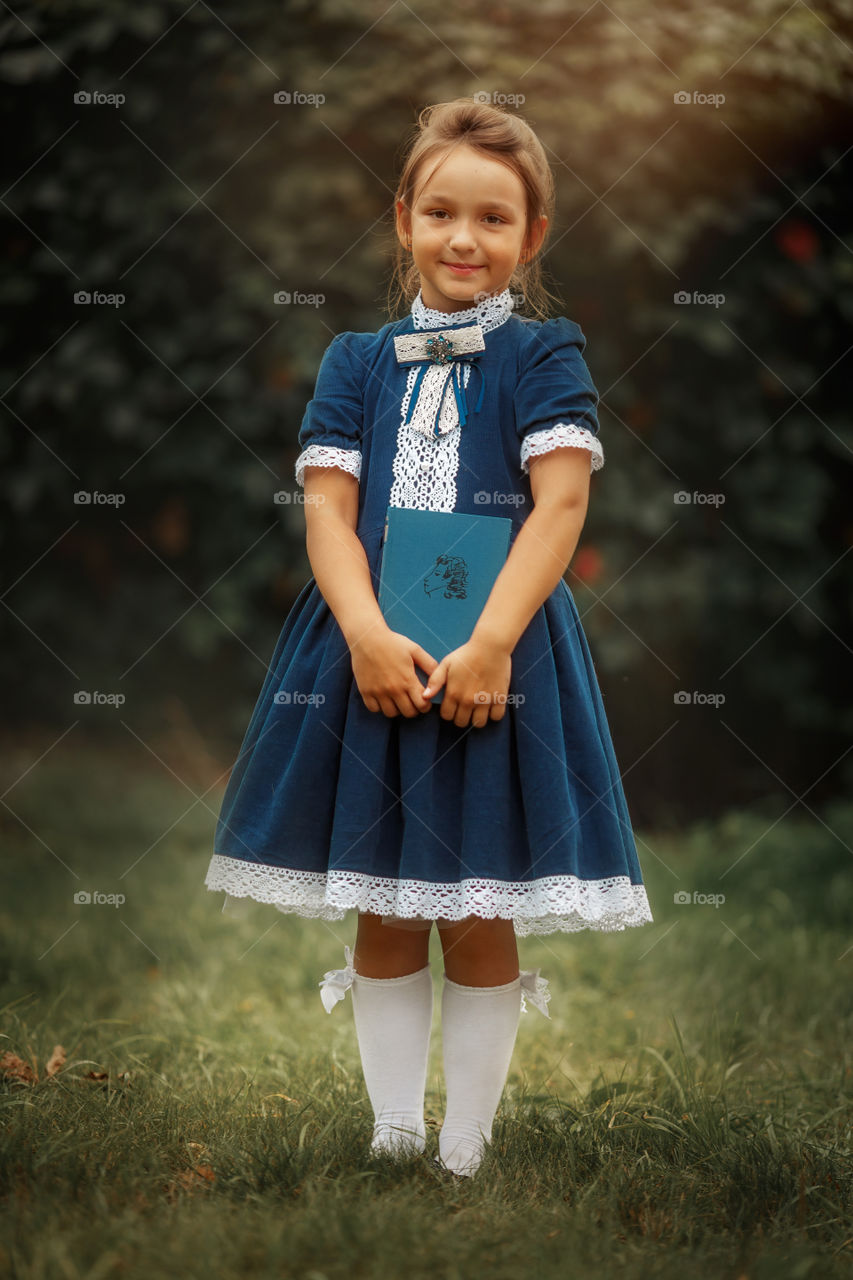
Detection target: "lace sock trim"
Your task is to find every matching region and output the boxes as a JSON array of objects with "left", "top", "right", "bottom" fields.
[
  {"left": 520, "top": 424, "right": 604, "bottom": 475},
  {"left": 205, "top": 854, "right": 654, "bottom": 938},
  {"left": 295, "top": 443, "right": 362, "bottom": 488}
]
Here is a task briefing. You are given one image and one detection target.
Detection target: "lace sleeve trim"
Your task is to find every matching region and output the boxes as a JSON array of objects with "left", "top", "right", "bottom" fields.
[
  {"left": 520, "top": 423, "right": 604, "bottom": 475},
  {"left": 295, "top": 444, "right": 362, "bottom": 488}
]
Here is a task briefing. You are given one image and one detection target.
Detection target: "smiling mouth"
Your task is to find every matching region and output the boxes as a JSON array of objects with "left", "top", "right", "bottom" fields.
[{"left": 443, "top": 262, "right": 482, "bottom": 271}]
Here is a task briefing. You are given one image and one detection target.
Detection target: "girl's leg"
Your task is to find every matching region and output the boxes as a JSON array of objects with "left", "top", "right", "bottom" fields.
[
  {"left": 349, "top": 912, "right": 434, "bottom": 1156},
  {"left": 435, "top": 914, "right": 519, "bottom": 985},
  {"left": 435, "top": 914, "right": 522, "bottom": 1176},
  {"left": 354, "top": 910, "right": 431, "bottom": 976}
]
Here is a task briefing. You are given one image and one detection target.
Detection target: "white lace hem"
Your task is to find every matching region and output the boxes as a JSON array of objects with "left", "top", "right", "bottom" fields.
[
  {"left": 205, "top": 854, "right": 653, "bottom": 938},
  {"left": 521, "top": 424, "right": 604, "bottom": 475},
  {"left": 295, "top": 443, "right": 361, "bottom": 488}
]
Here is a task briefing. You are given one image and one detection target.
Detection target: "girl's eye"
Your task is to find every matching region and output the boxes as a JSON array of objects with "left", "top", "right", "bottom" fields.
[{"left": 425, "top": 210, "right": 505, "bottom": 224}]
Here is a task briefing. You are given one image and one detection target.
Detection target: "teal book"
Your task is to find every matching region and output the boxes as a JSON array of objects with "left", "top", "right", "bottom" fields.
[{"left": 377, "top": 506, "right": 513, "bottom": 705}]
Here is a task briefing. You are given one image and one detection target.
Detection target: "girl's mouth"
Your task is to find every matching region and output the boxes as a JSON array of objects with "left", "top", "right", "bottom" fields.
[{"left": 442, "top": 262, "right": 482, "bottom": 274}]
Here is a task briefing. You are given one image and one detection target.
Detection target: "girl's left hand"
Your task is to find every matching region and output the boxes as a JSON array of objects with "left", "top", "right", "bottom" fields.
[{"left": 422, "top": 636, "right": 512, "bottom": 729}]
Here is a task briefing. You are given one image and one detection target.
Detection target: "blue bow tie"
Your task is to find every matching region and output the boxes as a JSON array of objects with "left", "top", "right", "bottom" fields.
[{"left": 393, "top": 324, "right": 487, "bottom": 439}]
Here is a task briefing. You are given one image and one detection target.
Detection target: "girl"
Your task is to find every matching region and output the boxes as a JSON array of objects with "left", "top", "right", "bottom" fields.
[{"left": 205, "top": 97, "right": 654, "bottom": 1178}]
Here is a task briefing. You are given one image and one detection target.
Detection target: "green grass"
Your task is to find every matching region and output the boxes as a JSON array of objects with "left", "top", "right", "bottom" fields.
[{"left": 1, "top": 732, "right": 851, "bottom": 1279}]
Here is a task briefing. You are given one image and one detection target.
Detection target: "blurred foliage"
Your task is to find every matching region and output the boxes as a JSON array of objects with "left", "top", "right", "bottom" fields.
[{"left": 1, "top": 0, "right": 851, "bottom": 823}]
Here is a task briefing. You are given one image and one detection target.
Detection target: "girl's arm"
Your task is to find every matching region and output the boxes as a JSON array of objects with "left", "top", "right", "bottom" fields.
[
  {"left": 472, "top": 446, "right": 591, "bottom": 652},
  {"left": 423, "top": 447, "right": 591, "bottom": 726},
  {"left": 302, "top": 466, "right": 438, "bottom": 718}
]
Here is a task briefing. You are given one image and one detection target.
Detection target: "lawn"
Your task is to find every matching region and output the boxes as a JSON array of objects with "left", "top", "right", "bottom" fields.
[{"left": 1, "top": 731, "right": 851, "bottom": 1279}]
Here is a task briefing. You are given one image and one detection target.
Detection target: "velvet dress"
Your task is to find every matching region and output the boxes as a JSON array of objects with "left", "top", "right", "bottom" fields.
[{"left": 204, "top": 287, "right": 654, "bottom": 939}]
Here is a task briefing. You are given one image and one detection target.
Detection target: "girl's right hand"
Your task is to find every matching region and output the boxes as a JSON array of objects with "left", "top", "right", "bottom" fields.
[{"left": 349, "top": 626, "right": 438, "bottom": 718}]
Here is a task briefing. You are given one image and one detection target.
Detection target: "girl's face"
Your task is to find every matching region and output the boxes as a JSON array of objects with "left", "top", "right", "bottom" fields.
[{"left": 396, "top": 143, "right": 547, "bottom": 313}]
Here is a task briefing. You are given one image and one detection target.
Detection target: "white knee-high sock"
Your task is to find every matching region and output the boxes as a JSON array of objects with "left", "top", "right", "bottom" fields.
[
  {"left": 350, "top": 963, "right": 434, "bottom": 1156},
  {"left": 439, "top": 973, "right": 522, "bottom": 1176}
]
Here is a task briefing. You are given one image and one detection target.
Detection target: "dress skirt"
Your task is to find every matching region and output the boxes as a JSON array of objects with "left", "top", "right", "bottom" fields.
[{"left": 204, "top": 526, "right": 654, "bottom": 938}]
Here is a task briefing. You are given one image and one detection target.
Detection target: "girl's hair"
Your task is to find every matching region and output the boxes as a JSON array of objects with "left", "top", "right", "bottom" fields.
[{"left": 386, "top": 97, "right": 559, "bottom": 321}]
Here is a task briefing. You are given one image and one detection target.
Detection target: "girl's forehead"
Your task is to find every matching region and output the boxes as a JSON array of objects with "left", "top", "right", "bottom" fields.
[{"left": 413, "top": 145, "right": 526, "bottom": 204}]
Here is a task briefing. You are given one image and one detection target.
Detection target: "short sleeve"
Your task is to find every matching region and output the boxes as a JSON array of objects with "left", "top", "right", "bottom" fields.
[
  {"left": 514, "top": 316, "right": 604, "bottom": 476},
  {"left": 295, "top": 331, "right": 365, "bottom": 488}
]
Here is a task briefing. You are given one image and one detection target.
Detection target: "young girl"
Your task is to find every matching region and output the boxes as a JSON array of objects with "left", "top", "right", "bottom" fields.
[{"left": 205, "top": 97, "right": 654, "bottom": 1178}]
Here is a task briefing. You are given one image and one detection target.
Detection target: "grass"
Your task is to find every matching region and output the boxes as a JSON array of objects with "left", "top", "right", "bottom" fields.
[{"left": 1, "top": 729, "right": 851, "bottom": 1279}]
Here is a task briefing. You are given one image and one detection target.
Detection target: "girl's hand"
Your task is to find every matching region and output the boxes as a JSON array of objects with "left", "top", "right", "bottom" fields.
[
  {"left": 350, "top": 626, "right": 438, "bottom": 718},
  {"left": 423, "top": 636, "right": 512, "bottom": 729}
]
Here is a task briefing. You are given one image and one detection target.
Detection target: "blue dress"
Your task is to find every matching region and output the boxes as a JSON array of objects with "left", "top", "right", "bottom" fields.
[{"left": 204, "top": 288, "right": 654, "bottom": 937}]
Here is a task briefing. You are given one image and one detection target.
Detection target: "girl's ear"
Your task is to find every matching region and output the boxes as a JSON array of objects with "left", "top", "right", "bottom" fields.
[
  {"left": 520, "top": 214, "right": 548, "bottom": 263},
  {"left": 395, "top": 200, "right": 412, "bottom": 252}
]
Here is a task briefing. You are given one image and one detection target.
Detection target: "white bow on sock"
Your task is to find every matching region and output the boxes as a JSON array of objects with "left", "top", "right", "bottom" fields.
[
  {"left": 438, "top": 973, "right": 523, "bottom": 1177},
  {"left": 350, "top": 963, "right": 434, "bottom": 1157}
]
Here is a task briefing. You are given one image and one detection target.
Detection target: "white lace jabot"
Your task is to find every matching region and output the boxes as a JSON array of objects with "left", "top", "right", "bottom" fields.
[{"left": 411, "top": 287, "right": 516, "bottom": 334}]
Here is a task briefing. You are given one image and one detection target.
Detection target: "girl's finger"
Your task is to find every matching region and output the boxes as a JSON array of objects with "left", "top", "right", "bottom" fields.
[{"left": 422, "top": 660, "right": 447, "bottom": 697}]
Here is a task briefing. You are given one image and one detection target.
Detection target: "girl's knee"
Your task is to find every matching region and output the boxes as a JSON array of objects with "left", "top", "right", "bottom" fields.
[{"left": 354, "top": 911, "right": 431, "bottom": 977}]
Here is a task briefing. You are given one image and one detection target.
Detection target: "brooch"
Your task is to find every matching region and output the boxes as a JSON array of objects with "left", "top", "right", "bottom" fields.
[
  {"left": 425, "top": 334, "right": 454, "bottom": 365},
  {"left": 393, "top": 324, "right": 487, "bottom": 440}
]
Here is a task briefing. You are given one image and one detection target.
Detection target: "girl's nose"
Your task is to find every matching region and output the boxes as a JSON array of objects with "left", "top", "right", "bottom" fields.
[{"left": 447, "top": 222, "right": 477, "bottom": 251}]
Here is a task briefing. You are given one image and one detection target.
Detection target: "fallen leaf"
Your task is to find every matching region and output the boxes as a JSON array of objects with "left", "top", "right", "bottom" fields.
[
  {"left": 0, "top": 1052, "right": 37, "bottom": 1084},
  {"left": 45, "top": 1045, "right": 66, "bottom": 1077}
]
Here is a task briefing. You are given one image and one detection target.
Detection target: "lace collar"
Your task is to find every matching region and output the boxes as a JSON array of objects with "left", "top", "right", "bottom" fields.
[{"left": 411, "top": 286, "right": 515, "bottom": 333}]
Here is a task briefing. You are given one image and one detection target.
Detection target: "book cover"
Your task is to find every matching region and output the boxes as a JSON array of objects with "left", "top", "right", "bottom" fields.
[{"left": 377, "top": 506, "right": 513, "bottom": 705}]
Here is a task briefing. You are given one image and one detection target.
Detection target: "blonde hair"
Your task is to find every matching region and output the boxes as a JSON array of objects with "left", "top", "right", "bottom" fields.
[{"left": 386, "top": 97, "right": 559, "bottom": 321}]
